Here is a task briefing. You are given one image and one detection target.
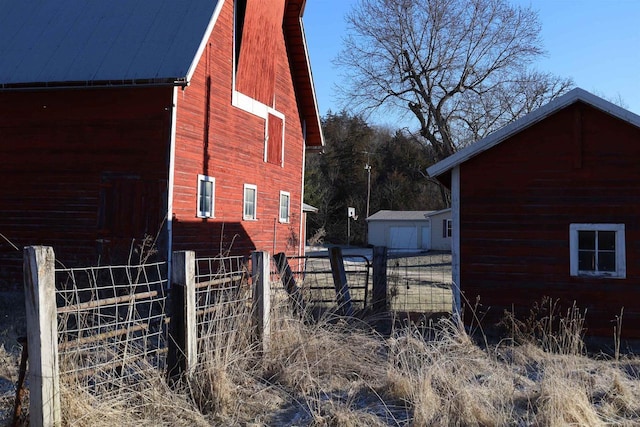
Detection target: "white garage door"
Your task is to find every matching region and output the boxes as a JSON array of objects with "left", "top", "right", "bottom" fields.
[
  {"left": 421, "top": 225, "right": 431, "bottom": 250},
  {"left": 389, "top": 226, "right": 418, "bottom": 249}
]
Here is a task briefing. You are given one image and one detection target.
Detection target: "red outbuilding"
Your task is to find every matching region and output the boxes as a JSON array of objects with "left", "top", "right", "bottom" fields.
[
  {"left": 0, "top": 0, "right": 323, "bottom": 289},
  {"left": 428, "top": 88, "right": 640, "bottom": 338}
]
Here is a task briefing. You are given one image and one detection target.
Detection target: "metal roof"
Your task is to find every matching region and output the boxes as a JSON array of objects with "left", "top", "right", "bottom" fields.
[
  {"left": 427, "top": 88, "right": 640, "bottom": 178},
  {"left": 366, "top": 210, "right": 435, "bottom": 222},
  {"left": 0, "top": 0, "right": 220, "bottom": 86},
  {"left": 302, "top": 203, "right": 318, "bottom": 213}
]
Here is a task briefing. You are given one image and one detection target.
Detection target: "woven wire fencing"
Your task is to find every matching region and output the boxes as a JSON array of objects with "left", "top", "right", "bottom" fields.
[
  {"left": 194, "top": 255, "right": 252, "bottom": 361},
  {"left": 387, "top": 252, "right": 453, "bottom": 315},
  {"left": 55, "top": 261, "right": 168, "bottom": 397},
  {"left": 272, "top": 255, "right": 371, "bottom": 312}
]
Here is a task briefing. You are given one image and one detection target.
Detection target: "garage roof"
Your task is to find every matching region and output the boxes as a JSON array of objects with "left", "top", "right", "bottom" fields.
[{"left": 367, "top": 210, "right": 434, "bottom": 221}]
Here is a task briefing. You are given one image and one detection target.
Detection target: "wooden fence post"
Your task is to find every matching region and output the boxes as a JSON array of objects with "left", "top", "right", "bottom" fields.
[
  {"left": 328, "top": 247, "right": 354, "bottom": 317},
  {"left": 23, "top": 246, "right": 61, "bottom": 427},
  {"left": 168, "top": 250, "right": 197, "bottom": 379},
  {"left": 273, "top": 252, "right": 304, "bottom": 313},
  {"left": 251, "top": 251, "right": 271, "bottom": 354},
  {"left": 372, "top": 246, "right": 388, "bottom": 313}
]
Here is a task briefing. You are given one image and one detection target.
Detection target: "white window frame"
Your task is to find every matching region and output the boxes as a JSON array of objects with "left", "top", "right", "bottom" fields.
[
  {"left": 243, "top": 184, "right": 257, "bottom": 220},
  {"left": 196, "top": 174, "right": 215, "bottom": 218},
  {"left": 279, "top": 191, "right": 290, "bottom": 223},
  {"left": 569, "top": 223, "right": 626, "bottom": 278}
]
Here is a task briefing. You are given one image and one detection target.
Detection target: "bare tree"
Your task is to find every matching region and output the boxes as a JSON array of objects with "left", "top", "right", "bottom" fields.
[{"left": 336, "top": 0, "right": 574, "bottom": 161}]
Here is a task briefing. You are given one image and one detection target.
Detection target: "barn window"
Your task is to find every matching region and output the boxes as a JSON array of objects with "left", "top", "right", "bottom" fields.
[
  {"left": 197, "top": 175, "right": 215, "bottom": 218},
  {"left": 279, "top": 191, "right": 290, "bottom": 223},
  {"left": 570, "top": 224, "right": 626, "bottom": 278},
  {"left": 243, "top": 184, "right": 257, "bottom": 220}
]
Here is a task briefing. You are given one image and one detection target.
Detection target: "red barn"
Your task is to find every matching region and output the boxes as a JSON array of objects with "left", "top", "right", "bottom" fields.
[
  {"left": 0, "top": 0, "right": 323, "bottom": 289},
  {"left": 427, "top": 88, "right": 640, "bottom": 338}
]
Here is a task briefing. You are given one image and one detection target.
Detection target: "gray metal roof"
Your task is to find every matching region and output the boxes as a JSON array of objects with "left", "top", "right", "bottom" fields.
[
  {"left": 0, "top": 0, "right": 220, "bottom": 86},
  {"left": 366, "top": 210, "right": 435, "bottom": 222},
  {"left": 302, "top": 203, "right": 319, "bottom": 213}
]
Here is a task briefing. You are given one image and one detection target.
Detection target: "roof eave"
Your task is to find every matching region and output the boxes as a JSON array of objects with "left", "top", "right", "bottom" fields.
[
  {"left": 284, "top": 0, "right": 324, "bottom": 148},
  {"left": 0, "top": 77, "right": 188, "bottom": 91},
  {"left": 426, "top": 88, "right": 640, "bottom": 178},
  {"left": 185, "top": 0, "right": 225, "bottom": 83}
]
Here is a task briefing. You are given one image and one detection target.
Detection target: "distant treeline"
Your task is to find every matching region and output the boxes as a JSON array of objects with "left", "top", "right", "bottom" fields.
[{"left": 304, "top": 111, "right": 446, "bottom": 246}]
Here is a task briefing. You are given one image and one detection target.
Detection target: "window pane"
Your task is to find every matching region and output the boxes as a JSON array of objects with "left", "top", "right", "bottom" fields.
[
  {"left": 578, "top": 230, "right": 595, "bottom": 250},
  {"left": 578, "top": 250, "right": 595, "bottom": 271},
  {"left": 244, "top": 187, "right": 255, "bottom": 218},
  {"left": 598, "top": 252, "right": 616, "bottom": 272},
  {"left": 280, "top": 194, "right": 289, "bottom": 221},
  {"left": 598, "top": 231, "right": 616, "bottom": 251}
]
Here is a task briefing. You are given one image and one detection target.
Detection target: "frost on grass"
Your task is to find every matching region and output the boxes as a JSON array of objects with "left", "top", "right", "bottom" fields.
[{"left": 4, "top": 298, "right": 640, "bottom": 425}]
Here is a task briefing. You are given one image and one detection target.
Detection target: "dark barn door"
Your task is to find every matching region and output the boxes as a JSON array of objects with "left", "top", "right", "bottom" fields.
[{"left": 97, "top": 174, "right": 167, "bottom": 262}]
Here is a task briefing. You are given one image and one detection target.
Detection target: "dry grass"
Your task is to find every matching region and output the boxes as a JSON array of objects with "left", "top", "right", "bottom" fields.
[{"left": 3, "top": 296, "right": 640, "bottom": 426}]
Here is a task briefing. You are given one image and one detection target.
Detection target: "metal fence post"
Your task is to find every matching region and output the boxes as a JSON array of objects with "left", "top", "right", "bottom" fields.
[
  {"left": 168, "top": 250, "right": 197, "bottom": 379},
  {"left": 372, "top": 246, "right": 388, "bottom": 313},
  {"left": 328, "top": 246, "right": 354, "bottom": 316},
  {"left": 251, "top": 251, "right": 271, "bottom": 354},
  {"left": 23, "top": 246, "right": 61, "bottom": 427}
]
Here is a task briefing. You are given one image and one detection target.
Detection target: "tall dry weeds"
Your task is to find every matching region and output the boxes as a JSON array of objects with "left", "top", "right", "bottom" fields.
[{"left": 8, "top": 288, "right": 640, "bottom": 426}]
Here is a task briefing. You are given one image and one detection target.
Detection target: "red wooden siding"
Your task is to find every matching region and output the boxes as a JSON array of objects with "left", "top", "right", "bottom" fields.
[
  {"left": 458, "top": 102, "right": 640, "bottom": 337},
  {"left": 236, "top": 0, "right": 286, "bottom": 105},
  {"left": 267, "top": 114, "right": 284, "bottom": 165},
  {"left": 0, "top": 87, "right": 172, "bottom": 289},
  {"left": 171, "top": 0, "right": 306, "bottom": 259}
]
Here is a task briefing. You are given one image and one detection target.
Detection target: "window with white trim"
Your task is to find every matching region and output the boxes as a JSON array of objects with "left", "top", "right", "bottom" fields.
[
  {"left": 279, "top": 191, "right": 290, "bottom": 223},
  {"left": 243, "top": 184, "right": 257, "bottom": 220},
  {"left": 569, "top": 223, "right": 626, "bottom": 278},
  {"left": 443, "top": 219, "right": 452, "bottom": 238},
  {"left": 197, "top": 175, "right": 215, "bottom": 218}
]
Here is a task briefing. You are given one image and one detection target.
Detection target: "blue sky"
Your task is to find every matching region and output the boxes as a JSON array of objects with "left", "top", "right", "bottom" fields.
[{"left": 303, "top": 0, "right": 640, "bottom": 127}]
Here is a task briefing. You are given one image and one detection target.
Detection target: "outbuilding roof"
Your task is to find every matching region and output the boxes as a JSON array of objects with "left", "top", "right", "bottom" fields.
[
  {"left": 367, "top": 210, "right": 435, "bottom": 221},
  {"left": 427, "top": 88, "right": 640, "bottom": 179},
  {"left": 0, "top": 0, "right": 221, "bottom": 86}
]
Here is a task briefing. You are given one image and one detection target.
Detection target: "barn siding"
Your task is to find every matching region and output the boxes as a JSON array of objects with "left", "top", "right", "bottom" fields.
[
  {"left": 459, "top": 102, "right": 640, "bottom": 337},
  {"left": 171, "top": 0, "right": 306, "bottom": 259},
  {"left": 0, "top": 87, "right": 173, "bottom": 289}
]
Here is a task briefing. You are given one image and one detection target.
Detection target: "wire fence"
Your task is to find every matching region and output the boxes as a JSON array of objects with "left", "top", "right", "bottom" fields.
[
  {"left": 387, "top": 252, "right": 453, "bottom": 315},
  {"left": 275, "top": 255, "right": 370, "bottom": 311},
  {"left": 270, "top": 250, "right": 453, "bottom": 319},
  {"left": 41, "top": 247, "right": 452, "bottom": 403},
  {"left": 55, "top": 261, "right": 168, "bottom": 397},
  {"left": 194, "top": 255, "right": 252, "bottom": 361}
]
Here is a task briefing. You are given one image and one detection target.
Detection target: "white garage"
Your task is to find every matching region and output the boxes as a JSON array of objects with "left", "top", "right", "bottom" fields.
[
  {"left": 366, "top": 209, "right": 451, "bottom": 251},
  {"left": 389, "top": 226, "right": 419, "bottom": 249}
]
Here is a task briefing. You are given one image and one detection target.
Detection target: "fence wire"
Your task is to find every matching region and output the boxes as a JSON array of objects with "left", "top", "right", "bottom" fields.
[
  {"left": 194, "top": 255, "right": 252, "bottom": 361},
  {"left": 272, "top": 255, "right": 370, "bottom": 312},
  {"left": 387, "top": 252, "right": 453, "bottom": 315},
  {"left": 55, "top": 261, "right": 168, "bottom": 397}
]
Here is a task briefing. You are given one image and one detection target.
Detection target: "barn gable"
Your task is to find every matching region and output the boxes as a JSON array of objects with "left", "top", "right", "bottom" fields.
[{"left": 0, "top": 0, "right": 323, "bottom": 290}]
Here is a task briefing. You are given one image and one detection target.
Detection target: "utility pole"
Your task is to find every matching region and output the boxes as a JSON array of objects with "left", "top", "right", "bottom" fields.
[
  {"left": 363, "top": 150, "right": 372, "bottom": 219},
  {"left": 364, "top": 163, "right": 371, "bottom": 219}
]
